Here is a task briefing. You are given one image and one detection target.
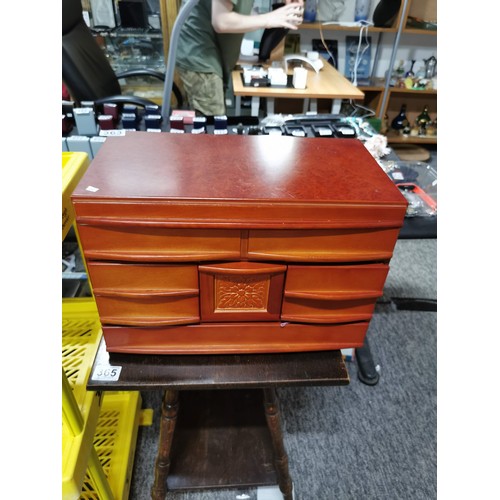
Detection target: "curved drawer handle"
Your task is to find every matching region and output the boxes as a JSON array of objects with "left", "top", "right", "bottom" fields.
[
  {"left": 100, "top": 315, "right": 200, "bottom": 326},
  {"left": 85, "top": 250, "right": 241, "bottom": 262},
  {"left": 199, "top": 263, "right": 287, "bottom": 276},
  {"left": 280, "top": 313, "right": 373, "bottom": 323},
  {"left": 93, "top": 288, "right": 199, "bottom": 298},
  {"left": 284, "top": 290, "right": 383, "bottom": 301},
  {"left": 247, "top": 251, "right": 394, "bottom": 262}
]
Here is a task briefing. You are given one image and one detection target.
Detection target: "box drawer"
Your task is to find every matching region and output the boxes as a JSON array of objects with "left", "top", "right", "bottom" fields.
[
  {"left": 102, "top": 321, "right": 369, "bottom": 354},
  {"left": 88, "top": 262, "right": 200, "bottom": 326},
  {"left": 77, "top": 226, "right": 241, "bottom": 262},
  {"left": 281, "top": 264, "right": 389, "bottom": 323},
  {"left": 246, "top": 229, "right": 400, "bottom": 262}
]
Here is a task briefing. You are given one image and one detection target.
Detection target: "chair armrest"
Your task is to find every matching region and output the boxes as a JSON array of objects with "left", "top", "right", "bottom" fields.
[
  {"left": 94, "top": 94, "right": 160, "bottom": 108},
  {"left": 114, "top": 70, "right": 183, "bottom": 108},
  {"left": 115, "top": 69, "right": 165, "bottom": 81}
]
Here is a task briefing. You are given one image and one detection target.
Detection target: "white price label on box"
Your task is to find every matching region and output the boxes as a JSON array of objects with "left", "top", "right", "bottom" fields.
[{"left": 92, "top": 365, "right": 122, "bottom": 381}]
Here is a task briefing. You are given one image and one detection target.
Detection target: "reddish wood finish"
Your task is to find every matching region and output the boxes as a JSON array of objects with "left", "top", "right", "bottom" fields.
[
  {"left": 72, "top": 132, "right": 407, "bottom": 354},
  {"left": 101, "top": 321, "right": 369, "bottom": 354},
  {"left": 151, "top": 389, "right": 179, "bottom": 500},
  {"left": 263, "top": 388, "right": 293, "bottom": 500},
  {"left": 281, "top": 263, "right": 389, "bottom": 324},
  {"left": 88, "top": 262, "right": 200, "bottom": 325}
]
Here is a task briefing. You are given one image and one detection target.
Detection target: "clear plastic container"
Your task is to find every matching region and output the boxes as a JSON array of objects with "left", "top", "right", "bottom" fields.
[{"left": 379, "top": 161, "right": 437, "bottom": 217}]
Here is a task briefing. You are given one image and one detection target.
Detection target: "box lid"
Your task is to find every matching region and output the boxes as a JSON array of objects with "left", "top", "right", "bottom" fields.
[{"left": 72, "top": 132, "right": 407, "bottom": 229}]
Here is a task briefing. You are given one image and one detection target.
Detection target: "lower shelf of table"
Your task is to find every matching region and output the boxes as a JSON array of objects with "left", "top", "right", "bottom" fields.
[{"left": 167, "top": 389, "right": 277, "bottom": 491}]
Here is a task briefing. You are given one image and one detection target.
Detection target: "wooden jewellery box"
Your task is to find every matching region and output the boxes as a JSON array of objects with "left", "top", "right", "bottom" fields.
[{"left": 71, "top": 132, "right": 407, "bottom": 354}]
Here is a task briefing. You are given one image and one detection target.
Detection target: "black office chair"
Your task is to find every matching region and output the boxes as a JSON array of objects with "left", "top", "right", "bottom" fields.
[{"left": 62, "top": 0, "right": 182, "bottom": 109}]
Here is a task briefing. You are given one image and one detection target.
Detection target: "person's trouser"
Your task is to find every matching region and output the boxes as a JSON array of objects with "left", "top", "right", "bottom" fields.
[{"left": 177, "top": 68, "right": 226, "bottom": 116}]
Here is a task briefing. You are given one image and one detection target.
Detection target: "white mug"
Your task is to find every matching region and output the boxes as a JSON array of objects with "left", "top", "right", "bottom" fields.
[{"left": 293, "top": 67, "right": 308, "bottom": 89}]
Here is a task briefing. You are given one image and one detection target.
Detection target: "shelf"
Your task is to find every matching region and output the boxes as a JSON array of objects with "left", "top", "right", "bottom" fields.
[
  {"left": 389, "top": 87, "right": 437, "bottom": 95},
  {"left": 300, "top": 22, "right": 397, "bottom": 33},
  {"left": 402, "top": 28, "right": 437, "bottom": 35},
  {"left": 93, "top": 28, "right": 163, "bottom": 39},
  {"left": 167, "top": 389, "right": 277, "bottom": 491},
  {"left": 386, "top": 133, "right": 437, "bottom": 144}
]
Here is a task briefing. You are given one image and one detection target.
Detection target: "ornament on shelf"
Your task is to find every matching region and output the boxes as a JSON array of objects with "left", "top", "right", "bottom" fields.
[
  {"left": 405, "top": 60, "right": 416, "bottom": 77},
  {"left": 354, "top": 0, "right": 371, "bottom": 22},
  {"left": 391, "top": 104, "right": 407, "bottom": 131},
  {"left": 424, "top": 56, "right": 437, "bottom": 79},
  {"left": 415, "top": 106, "right": 432, "bottom": 135}
]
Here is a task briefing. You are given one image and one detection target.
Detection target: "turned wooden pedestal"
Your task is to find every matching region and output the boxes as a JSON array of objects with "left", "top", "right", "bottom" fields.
[{"left": 87, "top": 338, "right": 350, "bottom": 498}]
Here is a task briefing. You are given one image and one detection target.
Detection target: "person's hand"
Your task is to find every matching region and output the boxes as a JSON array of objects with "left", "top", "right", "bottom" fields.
[{"left": 264, "top": 2, "right": 304, "bottom": 30}]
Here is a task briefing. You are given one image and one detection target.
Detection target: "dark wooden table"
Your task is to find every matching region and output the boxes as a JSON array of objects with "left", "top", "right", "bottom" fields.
[{"left": 87, "top": 338, "right": 350, "bottom": 499}]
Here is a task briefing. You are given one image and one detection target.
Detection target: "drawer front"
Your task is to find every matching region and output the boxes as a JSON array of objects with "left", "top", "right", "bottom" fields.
[
  {"left": 246, "top": 229, "right": 400, "bottom": 262},
  {"left": 102, "top": 321, "right": 369, "bottom": 354},
  {"left": 78, "top": 226, "right": 241, "bottom": 262},
  {"left": 88, "top": 262, "right": 200, "bottom": 326},
  {"left": 199, "top": 262, "right": 286, "bottom": 322},
  {"left": 281, "top": 264, "right": 389, "bottom": 324}
]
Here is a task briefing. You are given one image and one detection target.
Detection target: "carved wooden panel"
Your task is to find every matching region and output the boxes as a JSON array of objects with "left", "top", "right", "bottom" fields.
[
  {"left": 215, "top": 274, "right": 269, "bottom": 311},
  {"left": 199, "top": 262, "right": 286, "bottom": 322}
]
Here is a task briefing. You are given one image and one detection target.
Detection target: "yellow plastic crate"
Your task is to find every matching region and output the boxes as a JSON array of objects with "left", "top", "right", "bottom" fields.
[
  {"left": 63, "top": 298, "right": 142, "bottom": 500},
  {"left": 63, "top": 298, "right": 104, "bottom": 500},
  {"left": 63, "top": 160, "right": 141, "bottom": 499},
  {"left": 80, "top": 391, "right": 142, "bottom": 500},
  {"left": 62, "top": 152, "right": 89, "bottom": 240},
  {"left": 62, "top": 298, "right": 102, "bottom": 411}
]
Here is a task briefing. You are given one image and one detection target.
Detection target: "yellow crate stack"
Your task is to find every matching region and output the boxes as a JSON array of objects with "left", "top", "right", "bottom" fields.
[{"left": 62, "top": 152, "right": 142, "bottom": 500}]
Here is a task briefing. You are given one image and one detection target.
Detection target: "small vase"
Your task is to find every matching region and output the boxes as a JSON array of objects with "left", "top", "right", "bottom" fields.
[{"left": 355, "top": 0, "right": 372, "bottom": 22}]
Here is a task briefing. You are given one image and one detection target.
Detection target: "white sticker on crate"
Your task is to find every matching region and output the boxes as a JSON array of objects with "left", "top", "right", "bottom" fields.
[{"left": 92, "top": 365, "right": 122, "bottom": 381}]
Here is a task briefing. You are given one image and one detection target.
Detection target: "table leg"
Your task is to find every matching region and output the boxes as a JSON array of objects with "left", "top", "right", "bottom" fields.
[
  {"left": 263, "top": 388, "right": 293, "bottom": 500},
  {"left": 266, "top": 97, "right": 275, "bottom": 116},
  {"left": 302, "top": 98, "right": 310, "bottom": 114},
  {"left": 251, "top": 96, "right": 260, "bottom": 117},
  {"left": 151, "top": 389, "right": 179, "bottom": 500},
  {"left": 331, "top": 99, "right": 341, "bottom": 114}
]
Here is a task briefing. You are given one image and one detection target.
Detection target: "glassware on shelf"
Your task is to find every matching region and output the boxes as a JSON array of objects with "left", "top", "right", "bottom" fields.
[
  {"left": 405, "top": 60, "right": 416, "bottom": 77},
  {"left": 354, "top": 0, "right": 371, "bottom": 22},
  {"left": 391, "top": 104, "right": 408, "bottom": 131},
  {"left": 415, "top": 106, "right": 432, "bottom": 135},
  {"left": 423, "top": 56, "right": 437, "bottom": 79},
  {"left": 304, "top": 0, "right": 318, "bottom": 21}
]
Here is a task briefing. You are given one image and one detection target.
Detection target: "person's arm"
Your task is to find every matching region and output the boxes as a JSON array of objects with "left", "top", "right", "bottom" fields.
[{"left": 212, "top": 0, "right": 304, "bottom": 33}]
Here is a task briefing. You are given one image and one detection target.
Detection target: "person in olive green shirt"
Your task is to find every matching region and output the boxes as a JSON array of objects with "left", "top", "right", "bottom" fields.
[{"left": 176, "top": 0, "right": 304, "bottom": 116}]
